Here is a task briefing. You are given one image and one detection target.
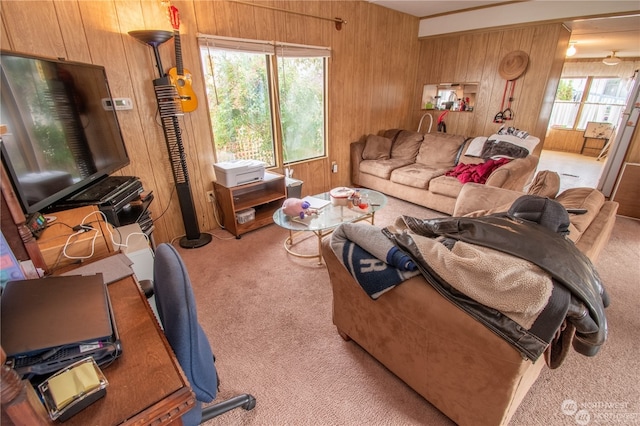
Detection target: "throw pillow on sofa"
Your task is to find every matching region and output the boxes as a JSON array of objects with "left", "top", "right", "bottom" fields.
[
  {"left": 527, "top": 170, "right": 560, "bottom": 198},
  {"left": 555, "top": 188, "right": 605, "bottom": 243},
  {"left": 416, "top": 133, "right": 467, "bottom": 169},
  {"left": 383, "top": 129, "right": 424, "bottom": 162},
  {"left": 362, "top": 134, "right": 393, "bottom": 160}
]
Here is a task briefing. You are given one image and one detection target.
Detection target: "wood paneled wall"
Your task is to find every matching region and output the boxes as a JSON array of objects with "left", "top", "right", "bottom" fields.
[
  {"left": 1, "top": 0, "right": 419, "bottom": 244},
  {"left": 625, "top": 123, "right": 640, "bottom": 164},
  {"left": 413, "top": 23, "right": 571, "bottom": 154},
  {"left": 544, "top": 128, "right": 587, "bottom": 153}
]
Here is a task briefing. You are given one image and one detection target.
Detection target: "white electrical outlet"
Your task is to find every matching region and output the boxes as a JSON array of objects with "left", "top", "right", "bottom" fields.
[
  {"left": 331, "top": 162, "right": 338, "bottom": 173},
  {"left": 206, "top": 191, "right": 214, "bottom": 202}
]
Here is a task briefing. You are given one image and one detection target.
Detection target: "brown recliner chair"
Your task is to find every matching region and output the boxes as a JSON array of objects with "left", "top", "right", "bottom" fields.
[{"left": 322, "top": 239, "right": 544, "bottom": 426}]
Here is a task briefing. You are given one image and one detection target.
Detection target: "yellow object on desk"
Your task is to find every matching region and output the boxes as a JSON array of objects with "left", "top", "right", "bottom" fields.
[
  {"left": 48, "top": 360, "right": 101, "bottom": 410},
  {"left": 38, "top": 357, "right": 108, "bottom": 421}
]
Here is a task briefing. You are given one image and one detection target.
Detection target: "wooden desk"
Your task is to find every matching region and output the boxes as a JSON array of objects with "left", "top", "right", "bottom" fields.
[
  {"left": 36, "top": 206, "right": 115, "bottom": 272},
  {"left": 1, "top": 275, "right": 195, "bottom": 425},
  {"left": 67, "top": 275, "right": 194, "bottom": 425}
]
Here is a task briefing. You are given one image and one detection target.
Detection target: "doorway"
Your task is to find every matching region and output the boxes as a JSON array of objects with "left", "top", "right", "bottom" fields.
[
  {"left": 536, "top": 150, "right": 604, "bottom": 194},
  {"left": 540, "top": 66, "right": 638, "bottom": 196}
]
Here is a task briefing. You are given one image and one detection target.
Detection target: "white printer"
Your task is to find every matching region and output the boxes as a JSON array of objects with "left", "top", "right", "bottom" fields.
[{"left": 213, "top": 159, "right": 266, "bottom": 187}]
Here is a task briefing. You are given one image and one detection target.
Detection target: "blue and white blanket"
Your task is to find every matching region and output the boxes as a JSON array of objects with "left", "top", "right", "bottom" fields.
[{"left": 329, "top": 223, "right": 419, "bottom": 299}]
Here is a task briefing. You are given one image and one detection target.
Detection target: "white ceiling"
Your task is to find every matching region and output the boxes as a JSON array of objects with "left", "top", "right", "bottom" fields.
[{"left": 368, "top": 1, "right": 640, "bottom": 59}]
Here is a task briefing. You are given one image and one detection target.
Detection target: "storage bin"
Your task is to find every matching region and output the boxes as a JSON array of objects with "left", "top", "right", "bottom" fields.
[{"left": 236, "top": 208, "right": 255, "bottom": 224}]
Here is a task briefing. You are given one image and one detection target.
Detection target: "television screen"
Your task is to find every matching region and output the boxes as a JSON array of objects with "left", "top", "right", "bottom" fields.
[{"left": 0, "top": 51, "right": 129, "bottom": 214}]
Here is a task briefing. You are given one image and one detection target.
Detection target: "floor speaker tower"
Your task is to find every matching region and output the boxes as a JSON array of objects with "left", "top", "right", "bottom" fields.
[{"left": 129, "top": 30, "right": 211, "bottom": 248}]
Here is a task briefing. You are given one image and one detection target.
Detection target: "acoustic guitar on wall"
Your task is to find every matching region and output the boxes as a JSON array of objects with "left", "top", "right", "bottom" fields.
[{"left": 167, "top": 4, "right": 198, "bottom": 112}]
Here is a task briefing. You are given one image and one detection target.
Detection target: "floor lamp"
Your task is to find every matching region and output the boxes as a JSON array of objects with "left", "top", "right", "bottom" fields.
[{"left": 129, "top": 30, "right": 212, "bottom": 248}]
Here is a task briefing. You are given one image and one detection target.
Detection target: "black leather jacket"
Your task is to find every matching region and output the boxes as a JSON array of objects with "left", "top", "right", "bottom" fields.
[{"left": 383, "top": 214, "right": 608, "bottom": 363}]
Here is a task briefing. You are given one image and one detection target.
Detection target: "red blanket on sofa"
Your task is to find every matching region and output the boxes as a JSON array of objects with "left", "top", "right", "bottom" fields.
[{"left": 445, "top": 158, "right": 511, "bottom": 184}]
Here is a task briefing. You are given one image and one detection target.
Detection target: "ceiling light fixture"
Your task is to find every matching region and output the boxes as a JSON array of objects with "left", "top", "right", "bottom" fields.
[
  {"left": 603, "top": 51, "right": 621, "bottom": 66},
  {"left": 566, "top": 43, "right": 577, "bottom": 57}
]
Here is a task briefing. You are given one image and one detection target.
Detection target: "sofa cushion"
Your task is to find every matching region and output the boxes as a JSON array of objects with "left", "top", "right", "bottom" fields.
[
  {"left": 415, "top": 134, "right": 466, "bottom": 168},
  {"left": 485, "top": 155, "right": 538, "bottom": 190},
  {"left": 382, "top": 129, "right": 402, "bottom": 140},
  {"left": 390, "top": 164, "right": 447, "bottom": 189},
  {"left": 359, "top": 158, "right": 414, "bottom": 179},
  {"left": 362, "top": 134, "right": 392, "bottom": 160},
  {"left": 454, "top": 184, "right": 522, "bottom": 217},
  {"left": 428, "top": 175, "right": 464, "bottom": 198},
  {"left": 385, "top": 130, "right": 424, "bottom": 162},
  {"left": 555, "top": 188, "right": 605, "bottom": 242},
  {"left": 527, "top": 170, "right": 560, "bottom": 198}
]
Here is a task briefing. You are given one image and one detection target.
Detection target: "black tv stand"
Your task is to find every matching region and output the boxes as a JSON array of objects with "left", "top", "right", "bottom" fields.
[
  {"left": 67, "top": 176, "right": 138, "bottom": 205},
  {"left": 54, "top": 176, "right": 154, "bottom": 236}
]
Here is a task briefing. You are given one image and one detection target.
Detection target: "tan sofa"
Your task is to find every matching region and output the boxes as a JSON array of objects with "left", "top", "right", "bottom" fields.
[
  {"left": 351, "top": 129, "right": 540, "bottom": 215},
  {"left": 322, "top": 185, "right": 618, "bottom": 426},
  {"left": 454, "top": 184, "right": 619, "bottom": 261}
]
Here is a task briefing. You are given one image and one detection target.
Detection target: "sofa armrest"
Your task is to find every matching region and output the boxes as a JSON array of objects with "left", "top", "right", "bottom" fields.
[
  {"left": 321, "top": 236, "right": 544, "bottom": 426},
  {"left": 575, "top": 201, "right": 618, "bottom": 263},
  {"left": 455, "top": 185, "right": 618, "bottom": 264},
  {"left": 350, "top": 140, "right": 365, "bottom": 185},
  {"left": 453, "top": 183, "right": 523, "bottom": 217},
  {"left": 485, "top": 155, "right": 539, "bottom": 191}
]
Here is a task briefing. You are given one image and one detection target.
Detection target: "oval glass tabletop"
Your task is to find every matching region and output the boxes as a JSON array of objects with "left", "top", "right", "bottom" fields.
[{"left": 272, "top": 189, "right": 387, "bottom": 232}]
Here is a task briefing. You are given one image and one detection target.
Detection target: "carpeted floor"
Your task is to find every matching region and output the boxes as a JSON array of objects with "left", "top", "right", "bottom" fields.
[{"left": 173, "top": 196, "right": 640, "bottom": 426}]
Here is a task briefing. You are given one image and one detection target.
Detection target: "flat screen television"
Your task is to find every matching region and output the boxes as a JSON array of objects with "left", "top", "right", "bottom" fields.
[{"left": 0, "top": 50, "right": 130, "bottom": 214}]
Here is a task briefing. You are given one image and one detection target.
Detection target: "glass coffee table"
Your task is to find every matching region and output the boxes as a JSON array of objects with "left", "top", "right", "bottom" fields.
[{"left": 272, "top": 189, "right": 387, "bottom": 264}]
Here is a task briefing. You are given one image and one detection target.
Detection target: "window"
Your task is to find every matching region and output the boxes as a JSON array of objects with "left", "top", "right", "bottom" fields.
[
  {"left": 201, "top": 49, "right": 275, "bottom": 165},
  {"left": 549, "top": 77, "right": 630, "bottom": 131},
  {"left": 277, "top": 56, "right": 325, "bottom": 163},
  {"left": 199, "top": 36, "right": 329, "bottom": 167}
]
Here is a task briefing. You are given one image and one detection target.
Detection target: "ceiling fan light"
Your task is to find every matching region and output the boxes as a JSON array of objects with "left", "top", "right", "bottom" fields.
[
  {"left": 566, "top": 43, "right": 577, "bottom": 57},
  {"left": 603, "top": 51, "right": 621, "bottom": 65}
]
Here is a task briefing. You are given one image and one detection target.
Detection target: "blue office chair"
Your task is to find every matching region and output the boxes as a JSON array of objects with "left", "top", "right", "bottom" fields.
[{"left": 153, "top": 243, "right": 256, "bottom": 425}]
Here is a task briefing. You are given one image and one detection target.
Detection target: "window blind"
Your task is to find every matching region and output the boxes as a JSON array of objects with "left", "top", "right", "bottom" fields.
[
  {"left": 197, "top": 34, "right": 275, "bottom": 54},
  {"left": 197, "top": 34, "right": 331, "bottom": 58},
  {"left": 275, "top": 42, "right": 331, "bottom": 58}
]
